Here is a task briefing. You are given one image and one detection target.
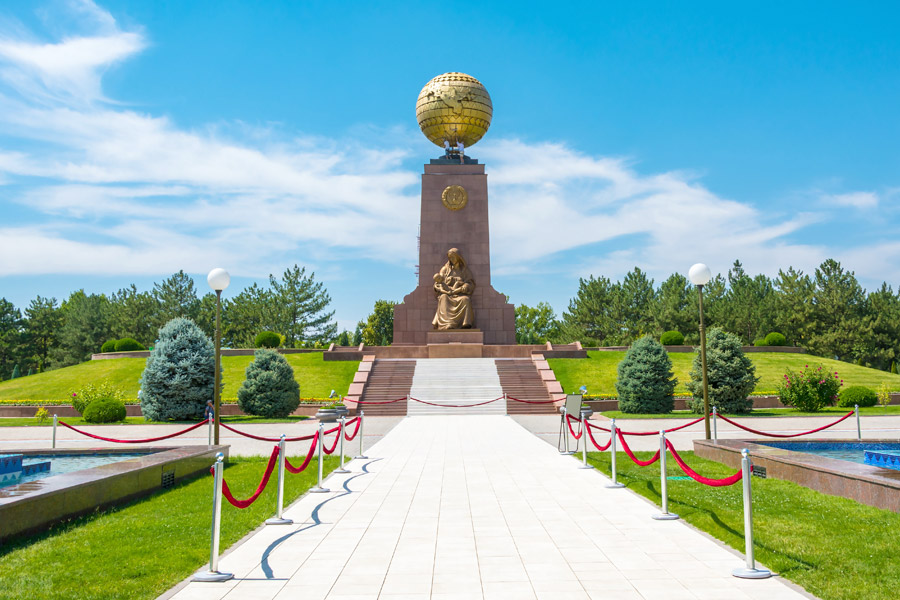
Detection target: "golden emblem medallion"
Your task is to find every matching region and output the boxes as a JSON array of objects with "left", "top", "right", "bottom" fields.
[{"left": 441, "top": 185, "right": 468, "bottom": 211}]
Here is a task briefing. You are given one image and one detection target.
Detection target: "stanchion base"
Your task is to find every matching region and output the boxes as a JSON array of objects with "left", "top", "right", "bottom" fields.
[
  {"left": 578, "top": 464, "right": 595, "bottom": 470},
  {"left": 559, "top": 450, "right": 576, "bottom": 456},
  {"left": 334, "top": 467, "right": 351, "bottom": 474},
  {"left": 193, "top": 570, "right": 234, "bottom": 582},
  {"left": 265, "top": 517, "right": 293, "bottom": 525},
  {"left": 309, "top": 486, "right": 330, "bottom": 493},
  {"left": 605, "top": 482, "right": 626, "bottom": 489},
  {"left": 652, "top": 512, "right": 679, "bottom": 521},
  {"left": 732, "top": 567, "right": 773, "bottom": 579},
  {"left": 354, "top": 455, "right": 368, "bottom": 460}
]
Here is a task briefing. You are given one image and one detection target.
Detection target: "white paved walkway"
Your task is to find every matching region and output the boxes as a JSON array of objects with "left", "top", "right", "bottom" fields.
[{"left": 164, "top": 416, "right": 811, "bottom": 600}]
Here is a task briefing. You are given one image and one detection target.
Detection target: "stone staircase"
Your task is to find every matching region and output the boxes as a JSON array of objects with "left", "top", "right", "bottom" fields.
[
  {"left": 354, "top": 359, "right": 415, "bottom": 416},
  {"left": 408, "top": 358, "right": 506, "bottom": 416},
  {"left": 495, "top": 359, "right": 558, "bottom": 415}
]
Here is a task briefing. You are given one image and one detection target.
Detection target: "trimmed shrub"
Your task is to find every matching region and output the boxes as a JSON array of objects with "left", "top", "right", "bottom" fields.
[
  {"left": 114, "top": 337, "right": 146, "bottom": 352},
  {"left": 101, "top": 339, "right": 117, "bottom": 353},
  {"left": 71, "top": 382, "right": 126, "bottom": 415},
  {"left": 838, "top": 385, "right": 877, "bottom": 408},
  {"left": 892, "top": 361, "right": 898, "bottom": 374},
  {"left": 140, "top": 318, "right": 215, "bottom": 421},
  {"left": 660, "top": 330, "right": 684, "bottom": 346},
  {"left": 686, "top": 327, "right": 759, "bottom": 414},
  {"left": 753, "top": 338, "right": 767, "bottom": 347},
  {"left": 764, "top": 332, "right": 787, "bottom": 346},
  {"left": 778, "top": 364, "right": 841, "bottom": 412},
  {"left": 237, "top": 349, "right": 300, "bottom": 418},
  {"left": 255, "top": 331, "right": 281, "bottom": 349},
  {"left": 10, "top": 365, "right": 20, "bottom": 379},
  {"left": 615, "top": 336, "right": 677, "bottom": 414},
  {"left": 83, "top": 398, "right": 127, "bottom": 423}
]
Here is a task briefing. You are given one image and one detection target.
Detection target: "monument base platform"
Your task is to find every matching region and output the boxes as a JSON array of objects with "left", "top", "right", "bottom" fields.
[
  {"left": 324, "top": 342, "right": 587, "bottom": 360},
  {"left": 426, "top": 329, "right": 484, "bottom": 344}
]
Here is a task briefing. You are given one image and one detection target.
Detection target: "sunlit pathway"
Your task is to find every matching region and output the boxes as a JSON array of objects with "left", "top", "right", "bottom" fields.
[{"left": 162, "top": 415, "right": 813, "bottom": 600}]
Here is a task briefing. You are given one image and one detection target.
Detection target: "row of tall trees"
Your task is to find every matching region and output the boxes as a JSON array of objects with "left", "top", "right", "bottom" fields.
[
  {"left": 0, "top": 266, "right": 336, "bottom": 379},
  {"left": 518, "top": 259, "right": 900, "bottom": 371}
]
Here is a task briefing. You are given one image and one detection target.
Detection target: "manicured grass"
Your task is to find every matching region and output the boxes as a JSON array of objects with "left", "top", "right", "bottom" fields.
[
  {"left": 0, "top": 354, "right": 359, "bottom": 403},
  {"left": 0, "top": 415, "right": 311, "bottom": 427},
  {"left": 0, "top": 453, "right": 341, "bottom": 600},
  {"left": 586, "top": 450, "right": 900, "bottom": 600},
  {"left": 599, "top": 405, "right": 900, "bottom": 419},
  {"left": 550, "top": 351, "right": 900, "bottom": 396}
]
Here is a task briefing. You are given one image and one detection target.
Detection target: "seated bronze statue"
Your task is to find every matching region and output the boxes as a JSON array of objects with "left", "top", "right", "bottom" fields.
[{"left": 432, "top": 248, "right": 475, "bottom": 330}]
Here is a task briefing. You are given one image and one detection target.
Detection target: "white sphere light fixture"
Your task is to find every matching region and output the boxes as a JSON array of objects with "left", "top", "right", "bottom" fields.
[
  {"left": 689, "top": 263, "right": 711, "bottom": 286},
  {"left": 207, "top": 268, "right": 231, "bottom": 292}
]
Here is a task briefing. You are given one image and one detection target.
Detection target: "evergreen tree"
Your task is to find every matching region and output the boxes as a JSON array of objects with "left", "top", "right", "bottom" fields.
[
  {"left": 110, "top": 284, "right": 159, "bottom": 347},
  {"left": 53, "top": 290, "right": 113, "bottom": 366},
  {"left": 0, "top": 298, "right": 23, "bottom": 380},
  {"left": 723, "top": 260, "right": 775, "bottom": 343},
  {"left": 560, "top": 275, "right": 618, "bottom": 345},
  {"left": 140, "top": 318, "right": 215, "bottom": 421},
  {"left": 686, "top": 327, "right": 759, "bottom": 413},
  {"left": 351, "top": 323, "right": 363, "bottom": 346},
  {"left": 224, "top": 283, "right": 276, "bottom": 348},
  {"left": 617, "top": 268, "right": 656, "bottom": 342},
  {"left": 807, "top": 259, "right": 867, "bottom": 361},
  {"left": 336, "top": 330, "right": 351, "bottom": 346},
  {"left": 361, "top": 300, "right": 396, "bottom": 346},
  {"left": 615, "top": 336, "right": 677, "bottom": 413},
  {"left": 860, "top": 284, "right": 900, "bottom": 370},
  {"left": 269, "top": 265, "right": 337, "bottom": 346},
  {"left": 237, "top": 349, "right": 300, "bottom": 418},
  {"left": 24, "top": 296, "right": 63, "bottom": 372},
  {"left": 153, "top": 270, "right": 200, "bottom": 327},
  {"left": 773, "top": 267, "right": 814, "bottom": 347},
  {"left": 11, "top": 364, "right": 20, "bottom": 379},
  {"left": 653, "top": 274, "right": 694, "bottom": 340}
]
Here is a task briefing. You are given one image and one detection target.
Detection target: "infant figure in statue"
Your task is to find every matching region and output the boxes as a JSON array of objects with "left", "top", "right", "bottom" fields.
[{"left": 432, "top": 248, "right": 475, "bottom": 330}]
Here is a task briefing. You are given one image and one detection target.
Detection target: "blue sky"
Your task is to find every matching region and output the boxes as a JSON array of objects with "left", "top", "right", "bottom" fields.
[{"left": 1, "top": 0, "right": 898, "bottom": 332}]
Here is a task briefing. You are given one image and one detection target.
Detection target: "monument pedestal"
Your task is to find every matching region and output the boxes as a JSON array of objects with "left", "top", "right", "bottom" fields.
[
  {"left": 394, "top": 161, "right": 515, "bottom": 346},
  {"left": 426, "top": 329, "right": 484, "bottom": 358}
]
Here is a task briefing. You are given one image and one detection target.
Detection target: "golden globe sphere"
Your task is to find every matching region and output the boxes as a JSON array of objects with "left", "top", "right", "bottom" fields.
[{"left": 416, "top": 72, "right": 492, "bottom": 148}]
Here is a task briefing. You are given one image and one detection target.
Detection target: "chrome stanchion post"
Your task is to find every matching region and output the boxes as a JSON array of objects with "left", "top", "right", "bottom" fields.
[
  {"left": 579, "top": 417, "right": 593, "bottom": 469},
  {"left": 732, "top": 449, "right": 772, "bottom": 579},
  {"left": 354, "top": 410, "right": 368, "bottom": 459},
  {"left": 208, "top": 414, "right": 213, "bottom": 446},
  {"left": 310, "top": 421, "right": 330, "bottom": 493},
  {"left": 652, "top": 431, "right": 679, "bottom": 520},
  {"left": 605, "top": 419, "right": 625, "bottom": 489},
  {"left": 335, "top": 416, "right": 350, "bottom": 474},
  {"left": 855, "top": 404, "right": 861, "bottom": 441},
  {"left": 559, "top": 408, "right": 575, "bottom": 455},
  {"left": 712, "top": 406, "right": 718, "bottom": 443},
  {"left": 52, "top": 414, "right": 57, "bottom": 449},
  {"left": 193, "top": 453, "right": 233, "bottom": 582},
  {"left": 266, "top": 436, "right": 293, "bottom": 525}
]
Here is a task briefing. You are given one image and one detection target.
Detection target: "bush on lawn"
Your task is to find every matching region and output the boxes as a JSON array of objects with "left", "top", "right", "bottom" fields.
[
  {"left": 764, "top": 332, "right": 787, "bottom": 346},
  {"left": 71, "top": 382, "right": 126, "bottom": 415},
  {"left": 254, "top": 331, "right": 281, "bottom": 348},
  {"left": 615, "top": 336, "right": 677, "bottom": 413},
  {"left": 778, "top": 364, "right": 842, "bottom": 412},
  {"left": 838, "top": 385, "right": 877, "bottom": 408},
  {"left": 140, "top": 318, "right": 215, "bottom": 421},
  {"left": 101, "top": 339, "right": 117, "bottom": 353},
  {"left": 686, "top": 327, "right": 759, "bottom": 414},
  {"left": 753, "top": 338, "right": 767, "bottom": 347},
  {"left": 83, "top": 398, "right": 127, "bottom": 423},
  {"left": 114, "top": 337, "right": 146, "bottom": 352},
  {"left": 660, "top": 330, "right": 684, "bottom": 346},
  {"left": 237, "top": 349, "right": 300, "bottom": 418}
]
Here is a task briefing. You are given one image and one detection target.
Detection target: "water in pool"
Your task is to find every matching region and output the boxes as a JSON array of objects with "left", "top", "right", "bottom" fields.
[
  {"left": 1, "top": 453, "right": 156, "bottom": 488},
  {"left": 758, "top": 442, "right": 900, "bottom": 465}
]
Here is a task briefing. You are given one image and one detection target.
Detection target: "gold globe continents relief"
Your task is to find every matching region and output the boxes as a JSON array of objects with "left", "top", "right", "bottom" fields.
[
  {"left": 416, "top": 72, "right": 492, "bottom": 148},
  {"left": 441, "top": 185, "right": 468, "bottom": 211}
]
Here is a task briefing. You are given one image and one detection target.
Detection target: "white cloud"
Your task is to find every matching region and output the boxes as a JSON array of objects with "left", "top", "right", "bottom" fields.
[{"left": 823, "top": 191, "right": 879, "bottom": 209}]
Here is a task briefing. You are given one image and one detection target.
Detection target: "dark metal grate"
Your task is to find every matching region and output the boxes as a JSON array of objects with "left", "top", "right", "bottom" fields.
[{"left": 161, "top": 469, "right": 175, "bottom": 489}]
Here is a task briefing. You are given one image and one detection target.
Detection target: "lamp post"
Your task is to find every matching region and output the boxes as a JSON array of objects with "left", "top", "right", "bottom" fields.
[
  {"left": 689, "top": 263, "right": 712, "bottom": 440},
  {"left": 207, "top": 268, "right": 230, "bottom": 445}
]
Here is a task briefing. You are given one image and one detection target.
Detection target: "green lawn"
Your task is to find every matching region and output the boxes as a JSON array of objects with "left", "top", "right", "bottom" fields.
[
  {"left": 587, "top": 450, "right": 900, "bottom": 600},
  {"left": 599, "top": 405, "right": 900, "bottom": 419},
  {"left": 0, "top": 415, "right": 311, "bottom": 427},
  {"left": 0, "top": 354, "right": 359, "bottom": 403},
  {"left": 550, "top": 351, "right": 900, "bottom": 396},
  {"left": 0, "top": 453, "right": 340, "bottom": 600}
]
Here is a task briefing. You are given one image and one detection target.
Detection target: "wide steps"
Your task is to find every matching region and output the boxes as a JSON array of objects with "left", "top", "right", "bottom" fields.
[
  {"left": 409, "top": 358, "right": 505, "bottom": 416},
  {"left": 495, "top": 359, "right": 558, "bottom": 415},
  {"left": 356, "top": 360, "right": 414, "bottom": 416}
]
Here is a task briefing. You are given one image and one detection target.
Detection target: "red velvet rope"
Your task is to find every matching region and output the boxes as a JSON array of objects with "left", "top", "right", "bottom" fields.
[
  {"left": 585, "top": 421, "right": 612, "bottom": 451},
  {"left": 717, "top": 410, "right": 854, "bottom": 438},
  {"left": 506, "top": 396, "right": 559, "bottom": 404},
  {"left": 586, "top": 416, "right": 705, "bottom": 436},
  {"left": 343, "top": 416, "right": 362, "bottom": 441},
  {"left": 408, "top": 396, "right": 502, "bottom": 408},
  {"left": 218, "top": 446, "right": 280, "bottom": 509},
  {"left": 616, "top": 430, "right": 661, "bottom": 466},
  {"left": 219, "top": 421, "right": 316, "bottom": 442},
  {"left": 665, "top": 439, "right": 743, "bottom": 487},
  {"left": 566, "top": 414, "right": 583, "bottom": 439},
  {"left": 285, "top": 434, "right": 319, "bottom": 474},
  {"left": 59, "top": 419, "right": 207, "bottom": 443},
  {"left": 322, "top": 427, "right": 342, "bottom": 455},
  {"left": 342, "top": 397, "right": 406, "bottom": 404}
]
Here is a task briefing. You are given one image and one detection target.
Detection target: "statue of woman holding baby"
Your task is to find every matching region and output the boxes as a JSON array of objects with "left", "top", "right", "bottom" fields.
[{"left": 432, "top": 248, "right": 475, "bottom": 330}]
